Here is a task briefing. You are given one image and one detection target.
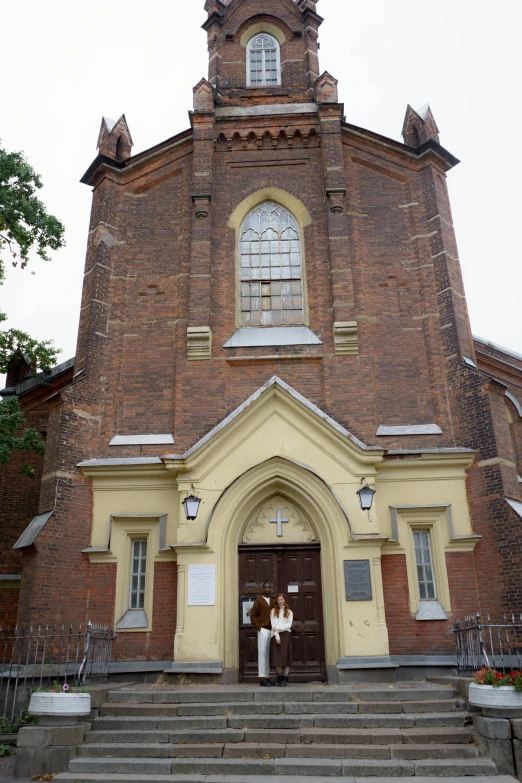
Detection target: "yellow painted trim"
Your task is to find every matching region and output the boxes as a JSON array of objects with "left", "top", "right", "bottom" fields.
[
  {"left": 78, "top": 379, "right": 479, "bottom": 662},
  {"left": 383, "top": 507, "right": 452, "bottom": 614},
  {"left": 240, "top": 23, "right": 287, "bottom": 48},
  {"left": 174, "top": 456, "right": 391, "bottom": 668},
  {"left": 0, "top": 580, "right": 21, "bottom": 590},
  {"left": 229, "top": 189, "right": 312, "bottom": 231},
  {"left": 113, "top": 518, "right": 159, "bottom": 633},
  {"left": 444, "top": 539, "right": 481, "bottom": 553}
]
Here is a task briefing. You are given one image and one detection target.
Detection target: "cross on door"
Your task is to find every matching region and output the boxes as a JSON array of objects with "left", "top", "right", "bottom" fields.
[{"left": 270, "top": 509, "right": 289, "bottom": 537}]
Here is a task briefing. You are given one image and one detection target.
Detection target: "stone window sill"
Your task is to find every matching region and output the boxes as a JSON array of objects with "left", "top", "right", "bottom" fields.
[
  {"left": 116, "top": 609, "right": 148, "bottom": 630},
  {"left": 224, "top": 326, "right": 322, "bottom": 348},
  {"left": 415, "top": 600, "right": 448, "bottom": 621}
]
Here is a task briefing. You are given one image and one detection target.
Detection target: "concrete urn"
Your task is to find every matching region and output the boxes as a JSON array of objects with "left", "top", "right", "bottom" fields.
[
  {"left": 469, "top": 683, "right": 522, "bottom": 717},
  {"left": 28, "top": 691, "right": 91, "bottom": 722}
]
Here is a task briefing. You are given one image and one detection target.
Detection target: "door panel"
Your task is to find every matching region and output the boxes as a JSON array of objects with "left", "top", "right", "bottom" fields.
[{"left": 238, "top": 544, "right": 326, "bottom": 682}]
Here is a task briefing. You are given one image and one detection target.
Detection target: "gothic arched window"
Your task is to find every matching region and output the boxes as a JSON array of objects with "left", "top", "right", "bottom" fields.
[
  {"left": 247, "top": 34, "right": 281, "bottom": 87},
  {"left": 239, "top": 202, "right": 304, "bottom": 326}
]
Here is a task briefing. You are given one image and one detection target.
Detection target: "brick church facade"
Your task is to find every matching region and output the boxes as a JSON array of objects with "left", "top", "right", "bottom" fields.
[{"left": 1, "top": 0, "right": 521, "bottom": 681}]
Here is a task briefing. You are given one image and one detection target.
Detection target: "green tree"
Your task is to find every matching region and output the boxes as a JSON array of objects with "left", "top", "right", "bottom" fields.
[
  {"left": 0, "top": 397, "right": 45, "bottom": 477},
  {"left": 0, "top": 317, "right": 61, "bottom": 376},
  {"left": 0, "top": 141, "right": 65, "bottom": 280},
  {"left": 0, "top": 139, "right": 66, "bottom": 474}
]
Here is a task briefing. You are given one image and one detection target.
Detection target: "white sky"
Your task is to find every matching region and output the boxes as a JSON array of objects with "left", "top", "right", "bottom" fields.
[{"left": 1, "top": 0, "right": 521, "bottom": 383}]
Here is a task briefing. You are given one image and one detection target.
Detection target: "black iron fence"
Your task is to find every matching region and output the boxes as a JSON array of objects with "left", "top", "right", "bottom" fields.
[
  {"left": 451, "top": 612, "right": 522, "bottom": 676},
  {"left": 0, "top": 622, "right": 115, "bottom": 730}
]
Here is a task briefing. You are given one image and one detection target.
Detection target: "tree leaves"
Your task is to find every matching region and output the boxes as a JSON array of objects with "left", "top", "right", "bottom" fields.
[
  {"left": 0, "top": 329, "right": 60, "bottom": 374},
  {"left": 0, "top": 396, "right": 45, "bottom": 477},
  {"left": 0, "top": 140, "right": 65, "bottom": 474},
  {"left": 0, "top": 140, "right": 65, "bottom": 278}
]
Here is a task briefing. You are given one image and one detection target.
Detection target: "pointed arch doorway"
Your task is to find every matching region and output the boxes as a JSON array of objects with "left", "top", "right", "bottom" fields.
[{"left": 238, "top": 496, "right": 326, "bottom": 682}]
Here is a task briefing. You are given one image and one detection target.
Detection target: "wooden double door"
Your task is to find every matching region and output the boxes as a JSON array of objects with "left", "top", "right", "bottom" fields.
[{"left": 238, "top": 543, "right": 326, "bottom": 682}]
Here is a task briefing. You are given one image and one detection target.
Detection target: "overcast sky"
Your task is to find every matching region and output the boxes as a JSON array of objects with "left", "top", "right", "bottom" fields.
[{"left": 1, "top": 0, "right": 521, "bottom": 384}]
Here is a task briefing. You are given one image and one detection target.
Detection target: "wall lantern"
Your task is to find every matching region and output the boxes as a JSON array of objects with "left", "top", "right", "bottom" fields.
[
  {"left": 357, "top": 480, "right": 376, "bottom": 511},
  {"left": 182, "top": 487, "right": 201, "bottom": 521}
]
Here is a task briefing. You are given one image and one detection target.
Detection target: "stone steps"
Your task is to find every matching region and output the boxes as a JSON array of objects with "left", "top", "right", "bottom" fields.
[
  {"left": 65, "top": 755, "right": 499, "bottom": 777},
  {"left": 101, "top": 699, "right": 457, "bottom": 716},
  {"left": 105, "top": 687, "right": 455, "bottom": 704},
  {"left": 86, "top": 725, "right": 475, "bottom": 745},
  {"left": 78, "top": 741, "right": 480, "bottom": 759},
  {"left": 55, "top": 776, "right": 516, "bottom": 783},
  {"left": 94, "top": 712, "right": 469, "bottom": 731},
  {"left": 57, "top": 683, "right": 508, "bottom": 779}
]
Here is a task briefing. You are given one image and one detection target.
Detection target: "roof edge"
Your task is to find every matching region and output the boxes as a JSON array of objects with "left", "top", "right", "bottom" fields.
[
  {"left": 342, "top": 122, "right": 459, "bottom": 168},
  {"left": 81, "top": 128, "right": 193, "bottom": 186},
  {"left": 474, "top": 335, "right": 522, "bottom": 365}
]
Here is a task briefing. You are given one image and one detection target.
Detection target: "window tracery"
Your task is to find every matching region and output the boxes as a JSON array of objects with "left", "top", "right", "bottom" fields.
[
  {"left": 247, "top": 34, "right": 281, "bottom": 87},
  {"left": 239, "top": 202, "right": 304, "bottom": 326}
]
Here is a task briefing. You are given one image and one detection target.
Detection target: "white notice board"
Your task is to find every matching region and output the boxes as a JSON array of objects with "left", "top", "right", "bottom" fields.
[{"left": 187, "top": 565, "right": 216, "bottom": 606}]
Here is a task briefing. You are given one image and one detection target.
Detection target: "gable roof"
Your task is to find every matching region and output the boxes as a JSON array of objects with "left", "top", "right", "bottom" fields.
[{"left": 163, "top": 375, "right": 382, "bottom": 462}]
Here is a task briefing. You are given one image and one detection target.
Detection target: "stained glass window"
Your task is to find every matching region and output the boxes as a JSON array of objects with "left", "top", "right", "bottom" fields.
[
  {"left": 247, "top": 34, "right": 280, "bottom": 87},
  {"left": 239, "top": 202, "right": 304, "bottom": 326}
]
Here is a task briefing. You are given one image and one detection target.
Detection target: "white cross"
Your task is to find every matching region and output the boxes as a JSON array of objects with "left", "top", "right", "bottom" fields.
[{"left": 270, "top": 509, "right": 289, "bottom": 537}]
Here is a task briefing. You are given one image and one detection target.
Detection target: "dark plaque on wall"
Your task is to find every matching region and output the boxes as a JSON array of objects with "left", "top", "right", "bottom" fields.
[{"left": 344, "top": 560, "right": 372, "bottom": 601}]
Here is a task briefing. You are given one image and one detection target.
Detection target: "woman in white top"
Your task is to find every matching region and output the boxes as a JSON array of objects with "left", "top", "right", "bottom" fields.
[{"left": 270, "top": 593, "right": 293, "bottom": 687}]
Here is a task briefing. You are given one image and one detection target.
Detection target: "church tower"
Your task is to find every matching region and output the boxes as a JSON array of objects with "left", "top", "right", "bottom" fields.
[{"left": 3, "top": 0, "right": 521, "bottom": 684}]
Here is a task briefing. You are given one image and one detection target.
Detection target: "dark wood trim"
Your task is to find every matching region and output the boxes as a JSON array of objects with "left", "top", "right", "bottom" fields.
[{"left": 238, "top": 542, "right": 321, "bottom": 552}]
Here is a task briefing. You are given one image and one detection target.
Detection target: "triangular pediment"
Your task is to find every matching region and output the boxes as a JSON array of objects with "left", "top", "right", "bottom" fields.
[
  {"left": 164, "top": 376, "right": 383, "bottom": 478},
  {"left": 161, "top": 376, "right": 386, "bottom": 547}
]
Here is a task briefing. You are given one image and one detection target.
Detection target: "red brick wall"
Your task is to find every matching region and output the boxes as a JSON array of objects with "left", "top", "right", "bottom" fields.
[
  {"left": 382, "top": 551, "right": 480, "bottom": 655},
  {"left": 206, "top": 1, "right": 320, "bottom": 106},
  {"left": 0, "top": 587, "right": 20, "bottom": 628},
  {"left": 111, "top": 562, "right": 178, "bottom": 662},
  {"left": 0, "top": 408, "right": 47, "bottom": 576},
  {"left": 0, "top": 405, "right": 49, "bottom": 628}
]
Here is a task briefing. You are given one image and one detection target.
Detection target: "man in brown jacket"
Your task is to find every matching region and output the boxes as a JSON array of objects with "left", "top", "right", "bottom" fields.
[{"left": 249, "top": 581, "right": 277, "bottom": 686}]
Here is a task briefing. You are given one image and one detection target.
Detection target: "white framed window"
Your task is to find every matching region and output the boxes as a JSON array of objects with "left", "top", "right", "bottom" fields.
[
  {"left": 239, "top": 201, "right": 304, "bottom": 327},
  {"left": 247, "top": 34, "right": 281, "bottom": 87},
  {"left": 385, "top": 507, "right": 453, "bottom": 621},
  {"left": 413, "top": 530, "right": 436, "bottom": 600},
  {"left": 129, "top": 539, "right": 147, "bottom": 610}
]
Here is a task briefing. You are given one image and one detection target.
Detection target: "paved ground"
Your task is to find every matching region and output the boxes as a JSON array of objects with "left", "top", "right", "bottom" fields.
[
  {"left": 4, "top": 777, "right": 518, "bottom": 782},
  {"left": 0, "top": 779, "right": 29, "bottom": 782},
  {"left": 0, "top": 777, "right": 520, "bottom": 782}
]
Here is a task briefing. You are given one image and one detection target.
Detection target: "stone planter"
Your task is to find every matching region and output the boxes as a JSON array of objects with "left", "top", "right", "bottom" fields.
[
  {"left": 469, "top": 683, "right": 522, "bottom": 717},
  {"left": 28, "top": 692, "right": 91, "bottom": 725}
]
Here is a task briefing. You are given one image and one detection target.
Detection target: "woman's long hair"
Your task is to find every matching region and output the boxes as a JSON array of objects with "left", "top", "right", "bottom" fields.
[{"left": 274, "top": 593, "right": 290, "bottom": 619}]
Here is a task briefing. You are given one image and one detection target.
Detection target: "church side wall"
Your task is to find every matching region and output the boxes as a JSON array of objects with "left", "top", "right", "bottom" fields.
[
  {"left": 11, "top": 149, "right": 193, "bottom": 658},
  {"left": 0, "top": 407, "right": 47, "bottom": 575},
  {"left": 382, "top": 551, "right": 480, "bottom": 655},
  {"left": 0, "top": 407, "right": 47, "bottom": 628}
]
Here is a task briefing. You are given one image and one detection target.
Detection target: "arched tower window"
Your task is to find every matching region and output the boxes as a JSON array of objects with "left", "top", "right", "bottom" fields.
[
  {"left": 247, "top": 34, "right": 281, "bottom": 87},
  {"left": 239, "top": 202, "right": 304, "bottom": 326}
]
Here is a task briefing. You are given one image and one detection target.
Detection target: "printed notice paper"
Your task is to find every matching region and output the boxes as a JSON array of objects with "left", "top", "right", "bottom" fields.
[{"left": 187, "top": 564, "right": 216, "bottom": 606}]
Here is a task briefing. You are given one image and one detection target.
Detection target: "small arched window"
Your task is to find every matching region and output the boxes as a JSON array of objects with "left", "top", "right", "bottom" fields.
[
  {"left": 239, "top": 202, "right": 304, "bottom": 326},
  {"left": 247, "top": 34, "right": 281, "bottom": 87}
]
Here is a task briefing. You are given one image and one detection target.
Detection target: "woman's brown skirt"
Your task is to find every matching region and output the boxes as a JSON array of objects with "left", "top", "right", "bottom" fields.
[{"left": 270, "top": 631, "right": 293, "bottom": 668}]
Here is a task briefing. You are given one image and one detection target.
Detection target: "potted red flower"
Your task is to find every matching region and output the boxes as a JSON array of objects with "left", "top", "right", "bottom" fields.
[{"left": 469, "top": 667, "right": 522, "bottom": 717}]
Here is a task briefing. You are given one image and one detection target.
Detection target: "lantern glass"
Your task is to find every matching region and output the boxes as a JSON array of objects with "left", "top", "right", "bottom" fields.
[
  {"left": 357, "top": 485, "right": 376, "bottom": 511},
  {"left": 183, "top": 494, "right": 201, "bottom": 521}
]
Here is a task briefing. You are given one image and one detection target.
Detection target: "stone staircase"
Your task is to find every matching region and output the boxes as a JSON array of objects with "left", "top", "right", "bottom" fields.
[{"left": 54, "top": 682, "right": 506, "bottom": 781}]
